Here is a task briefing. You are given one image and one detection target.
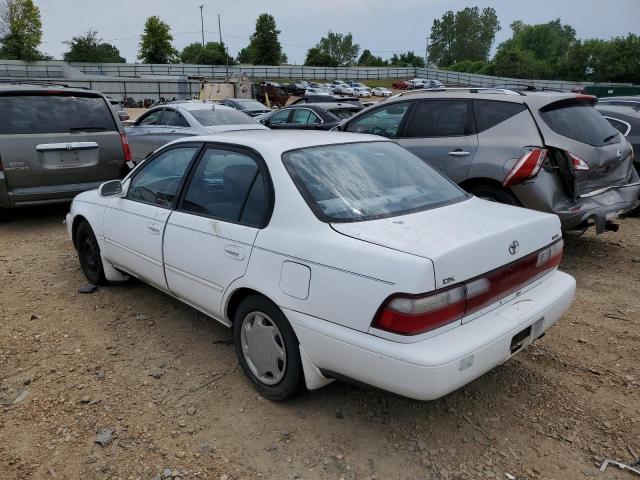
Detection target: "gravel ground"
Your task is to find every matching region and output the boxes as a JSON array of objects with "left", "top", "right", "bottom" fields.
[{"left": 0, "top": 206, "right": 639, "bottom": 480}]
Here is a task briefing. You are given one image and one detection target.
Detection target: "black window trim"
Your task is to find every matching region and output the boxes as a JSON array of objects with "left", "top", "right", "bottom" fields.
[
  {"left": 161, "top": 107, "right": 190, "bottom": 128},
  {"left": 288, "top": 107, "right": 325, "bottom": 125},
  {"left": 344, "top": 100, "right": 415, "bottom": 139},
  {"left": 175, "top": 142, "right": 275, "bottom": 229},
  {"left": 400, "top": 98, "right": 476, "bottom": 139},
  {"left": 124, "top": 142, "right": 206, "bottom": 210},
  {"left": 268, "top": 108, "right": 293, "bottom": 125},
  {"left": 603, "top": 115, "right": 631, "bottom": 137}
]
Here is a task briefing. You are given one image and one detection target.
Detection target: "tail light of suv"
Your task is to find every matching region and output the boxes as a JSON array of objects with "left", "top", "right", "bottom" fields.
[
  {"left": 503, "top": 148, "right": 548, "bottom": 187},
  {"left": 567, "top": 152, "right": 590, "bottom": 171},
  {"left": 120, "top": 133, "right": 132, "bottom": 164},
  {"left": 373, "top": 240, "right": 563, "bottom": 336}
]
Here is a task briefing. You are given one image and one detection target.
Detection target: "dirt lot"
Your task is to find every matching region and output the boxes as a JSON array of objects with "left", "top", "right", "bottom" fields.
[{"left": 0, "top": 208, "right": 639, "bottom": 480}]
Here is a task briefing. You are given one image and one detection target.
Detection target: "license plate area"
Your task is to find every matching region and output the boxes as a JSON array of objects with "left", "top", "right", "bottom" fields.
[{"left": 510, "top": 326, "right": 532, "bottom": 354}]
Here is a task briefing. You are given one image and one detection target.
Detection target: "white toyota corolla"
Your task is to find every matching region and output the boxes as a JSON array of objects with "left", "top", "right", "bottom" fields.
[{"left": 66, "top": 131, "right": 576, "bottom": 401}]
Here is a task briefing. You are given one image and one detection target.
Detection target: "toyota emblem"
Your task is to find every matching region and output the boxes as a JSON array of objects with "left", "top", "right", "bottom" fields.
[{"left": 508, "top": 241, "right": 520, "bottom": 256}]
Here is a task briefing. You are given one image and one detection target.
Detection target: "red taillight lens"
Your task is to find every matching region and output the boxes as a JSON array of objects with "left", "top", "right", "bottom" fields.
[
  {"left": 568, "top": 152, "right": 590, "bottom": 171},
  {"left": 120, "top": 133, "right": 132, "bottom": 163},
  {"left": 373, "top": 240, "right": 563, "bottom": 336},
  {"left": 503, "top": 148, "right": 548, "bottom": 187},
  {"left": 375, "top": 286, "right": 466, "bottom": 335}
]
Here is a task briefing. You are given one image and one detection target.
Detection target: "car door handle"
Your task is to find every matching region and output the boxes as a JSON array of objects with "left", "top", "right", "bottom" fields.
[
  {"left": 146, "top": 222, "right": 161, "bottom": 235},
  {"left": 448, "top": 150, "right": 470, "bottom": 157},
  {"left": 224, "top": 245, "right": 245, "bottom": 261}
]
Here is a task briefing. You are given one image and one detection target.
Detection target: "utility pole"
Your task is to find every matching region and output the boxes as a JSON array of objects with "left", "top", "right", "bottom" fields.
[
  {"left": 425, "top": 28, "right": 430, "bottom": 68},
  {"left": 219, "top": 14, "right": 229, "bottom": 79},
  {"left": 199, "top": 5, "right": 205, "bottom": 47}
]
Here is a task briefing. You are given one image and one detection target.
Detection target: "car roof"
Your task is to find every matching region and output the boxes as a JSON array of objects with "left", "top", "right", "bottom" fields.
[
  {"left": 303, "top": 102, "right": 361, "bottom": 109},
  {"left": 168, "top": 129, "right": 386, "bottom": 154},
  {"left": 383, "top": 89, "right": 579, "bottom": 107},
  {"left": 0, "top": 83, "right": 102, "bottom": 96},
  {"left": 175, "top": 102, "right": 236, "bottom": 112}
]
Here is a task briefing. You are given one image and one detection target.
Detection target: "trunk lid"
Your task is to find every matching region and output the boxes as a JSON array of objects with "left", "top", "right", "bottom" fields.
[
  {"left": 331, "top": 197, "right": 561, "bottom": 287},
  {"left": 535, "top": 97, "right": 636, "bottom": 196},
  {"left": 0, "top": 92, "right": 123, "bottom": 190}
]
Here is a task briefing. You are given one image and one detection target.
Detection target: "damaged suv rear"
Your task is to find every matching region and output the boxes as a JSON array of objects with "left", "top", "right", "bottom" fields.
[{"left": 342, "top": 90, "right": 640, "bottom": 234}]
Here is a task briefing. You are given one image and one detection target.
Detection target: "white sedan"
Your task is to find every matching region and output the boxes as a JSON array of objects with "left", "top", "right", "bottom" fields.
[
  {"left": 66, "top": 131, "right": 576, "bottom": 401},
  {"left": 371, "top": 87, "right": 393, "bottom": 97},
  {"left": 352, "top": 87, "right": 372, "bottom": 98}
]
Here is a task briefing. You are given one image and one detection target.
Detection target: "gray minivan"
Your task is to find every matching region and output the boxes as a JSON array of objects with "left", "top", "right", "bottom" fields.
[
  {"left": 340, "top": 90, "right": 640, "bottom": 234},
  {"left": 0, "top": 84, "right": 131, "bottom": 218}
]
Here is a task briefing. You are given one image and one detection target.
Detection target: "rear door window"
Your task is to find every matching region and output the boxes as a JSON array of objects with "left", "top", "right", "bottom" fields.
[
  {"left": 540, "top": 101, "right": 619, "bottom": 147},
  {"left": 290, "top": 109, "right": 321, "bottom": 124},
  {"left": 138, "top": 109, "right": 164, "bottom": 126},
  {"left": 161, "top": 109, "right": 189, "bottom": 127},
  {"left": 0, "top": 93, "right": 117, "bottom": 135},
  {"left": 604, "top": 117, "right": 630, "bottom": 136},
  {"left": 405, "top": 100, "right": 473, "bottom": 137},
  {"left": 345, "top": 102, "right": 411, "bottom": 138},
  {"left": 473, "top": 100, "right": 526, "bottom": 132}
]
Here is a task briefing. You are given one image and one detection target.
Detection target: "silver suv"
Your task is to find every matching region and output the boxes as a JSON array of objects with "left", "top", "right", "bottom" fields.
[
  {"left": 0, "top": 83, "right": 131, "bottom": 219},
  {"left": 341, "top": 89, "right": 640, "bottom": 234}
]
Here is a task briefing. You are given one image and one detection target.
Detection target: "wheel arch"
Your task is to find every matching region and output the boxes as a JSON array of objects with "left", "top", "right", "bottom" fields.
[
  {"left": 71, "top": 214, "right": 89, "bottom": 248},
  {"left": 225, "top": 286, "right": 277, "bottom": 325},
  {"left": 459, "top": 177, "right": 505, "bottom": 193}
]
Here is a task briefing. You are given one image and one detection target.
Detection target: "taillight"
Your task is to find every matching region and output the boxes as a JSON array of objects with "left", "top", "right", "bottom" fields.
[
  {"left": 373, "top": 240, "right": 563, "bottom": 336},
  {"left": 120, "top": 133, "right": 132, "bottom": 163},
  {"left": 503, "top": 148, "right": 548, "bottom": 187},
  {"left": 568, "top": 152, "right": 590, "bottom": 171}
]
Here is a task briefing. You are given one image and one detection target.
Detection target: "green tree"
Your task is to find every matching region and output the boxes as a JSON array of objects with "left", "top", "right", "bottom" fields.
[
  {"left": 63, "top": 30, "right": 125, "bottom": 63},
  {"left": 238, "top": 14, "right": 286, "bottom": 65},
  {"left": 304, "top": 46, "right": 337, "bottom": 67},
  {"left": 0, "top": 0, "right": 43, "bottom": 61},
  {"left": 428, "top": 7, "right": 500, "bottom": 67},
  {"left": 389, "top": 51, "right": 425, "bottom": 68},
  {"left": 315, "top": 31, "right": 359, "bottom": 67},
  {"left": 496, "top": 19, "right": 576, "bottom": 77},
  {"left": 138, "top": 16, "right": 177, "bottom": 64},
  {"left": 180, "top": 42, "right": 235, "bottom": 65},
  {"left": 444, "top": 59, "right": 491, "bottom": 74},
  {"left": 491, "top": 45, "right": 552, "bottom": 79},
  {"left": 357, "top": 49, "right": 387, "bottom": 67}
]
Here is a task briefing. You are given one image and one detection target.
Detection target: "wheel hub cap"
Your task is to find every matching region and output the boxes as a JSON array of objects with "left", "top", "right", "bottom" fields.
[{"left": 240, "top": 312, "right": 286, "bottom": 386}]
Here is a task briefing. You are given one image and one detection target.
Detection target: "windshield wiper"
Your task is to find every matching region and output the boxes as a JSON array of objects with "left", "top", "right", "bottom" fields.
[
  {"left": 69, "top": 126, "right": 108, "bottom": 132},
  {"left": 603, "top": 133, "right": 618, "bottom": 143}
]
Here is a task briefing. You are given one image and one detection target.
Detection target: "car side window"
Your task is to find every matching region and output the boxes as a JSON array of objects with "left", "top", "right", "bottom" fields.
[
  {"left": 161, "top": 109, "right": 190, "bottom": 128},
  {"left": 345, "top": 102, "right": 410, "bottom": 138},
  {"left": 291, "top": 109, "right": 321, "bottom": 124},
  {"left": 473, "top": 100, "right": 526, "bottom": 132},
  {"left": 181, "top": 148, "right": 269, "bottom": 227},
  {"left": 269, "top": 109, "right": 291, "bottom": 125},
  {"left": 405, "top": 100, "right": 473, "bottom": 137},
  {"left": 605, "top": 117, "right": 629, "bottom": 135},
  {"left": 127, "top": 147, "right": 199, "bottom": 208},
  {"left": 138, "top": 109, "right": 164, "bottom": 126}
]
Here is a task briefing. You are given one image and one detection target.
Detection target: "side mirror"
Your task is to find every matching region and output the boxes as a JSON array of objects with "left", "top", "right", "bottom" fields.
[
  {"left": 99, "top": 180, "right": 123, "bottom": 198},
  {"left": 259, "top": 119, "right": 268, "bottom": 125}
]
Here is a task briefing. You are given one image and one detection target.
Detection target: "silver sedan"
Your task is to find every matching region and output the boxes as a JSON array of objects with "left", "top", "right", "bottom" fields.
[{"left": 126, "top": 101, "right": 267, "bottom": 163}]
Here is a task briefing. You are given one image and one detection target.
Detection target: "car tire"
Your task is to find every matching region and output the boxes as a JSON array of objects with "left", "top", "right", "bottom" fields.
[
  {"left": 233, "top": 295, "right": 304, "bottom": 401},
  {"left": 76, "top": 220, "right": 107, "bottom": 285},
  {"left": 468, "top": 184, "right": 521, "bottom": 206}
]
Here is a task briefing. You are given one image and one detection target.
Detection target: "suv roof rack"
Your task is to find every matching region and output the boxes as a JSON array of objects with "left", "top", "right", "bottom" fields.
[
  {"left": 0, "top": 79, "right": 79, "bottom": 89},
  {"left": 394, "top": 87, "right": 525, "bottom": 97}
]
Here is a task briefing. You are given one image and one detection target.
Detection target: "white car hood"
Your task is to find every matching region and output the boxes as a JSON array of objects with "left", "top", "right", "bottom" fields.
[{"left": 331, "top": 197, "right": 561, "bottom": 287}]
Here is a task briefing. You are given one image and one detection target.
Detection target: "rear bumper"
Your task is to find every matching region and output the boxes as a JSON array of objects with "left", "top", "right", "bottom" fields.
[
  {"left": 0, "top": 181, "right": 104, "bottom": 208},
  {"left": 512, "top": 169, "right": 640, "bottom": 233},
  {"left": 286, "top": 269, "right": 576, "bottom": 401}
]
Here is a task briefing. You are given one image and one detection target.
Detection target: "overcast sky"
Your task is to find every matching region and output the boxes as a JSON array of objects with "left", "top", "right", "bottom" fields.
[{"left": 38, "top": 0, "right": 639, "bottom": 63}]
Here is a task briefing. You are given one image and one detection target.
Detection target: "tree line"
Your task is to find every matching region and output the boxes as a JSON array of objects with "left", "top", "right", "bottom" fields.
[{"left": 0, "top": 0, "right": 637, "bottom": 83}]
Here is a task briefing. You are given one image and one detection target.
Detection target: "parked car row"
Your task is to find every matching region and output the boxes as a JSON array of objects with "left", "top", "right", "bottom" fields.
[{"left": 2, "top": 81, "right": 637, "bottom": 405}]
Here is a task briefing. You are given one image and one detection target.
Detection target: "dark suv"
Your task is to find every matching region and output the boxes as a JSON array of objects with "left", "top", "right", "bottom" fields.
[
  {"left": 340, "top": 89, "right": 640, "bottom": 234},
  {"left": 0, "top": 83, "right": 131, "bottom": 218}
]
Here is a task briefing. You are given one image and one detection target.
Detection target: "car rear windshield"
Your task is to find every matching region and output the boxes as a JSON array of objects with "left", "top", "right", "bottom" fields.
[
  {"left": 328, "top": 108, "right": 358, "bottom": 119},
  {"left": 190, "top": 108, "right": 258, "bottom": 126},
  {"left": 282, "top": 141, "right": 468, "bottom": 222},
  {"left": 0, "top": 93, "right": 117, "bottom": 135},
  {"left": 540, "top": 101, "right": 620, "bottom": 147},
  {"left": 236, "top": 100, "right": 268, "bottom": 111}
]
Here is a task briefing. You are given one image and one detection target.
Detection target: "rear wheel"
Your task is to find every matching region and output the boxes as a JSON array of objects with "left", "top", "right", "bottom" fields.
[
  {"left": 468, "top": 184, "right": 521, "bottom": 206},
  {"left": 233, "top": 295, "right": 304, "bottom": 401},
  {"left": 76, "top": 220, "right": 106, "bottom": 285}
]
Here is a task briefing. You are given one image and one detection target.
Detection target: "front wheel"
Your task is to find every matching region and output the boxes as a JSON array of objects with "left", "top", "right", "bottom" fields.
[
  {"left": 468, "top": 184, "right": 521, "bottom": 206},
  {"left": 233, "top": 295, "right": 304, "bottom": 401},
  {"left": 76, "top": 220, "right": 106, "bottom": 285}
]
